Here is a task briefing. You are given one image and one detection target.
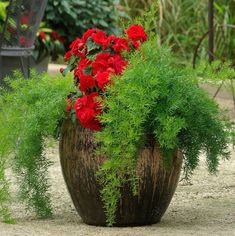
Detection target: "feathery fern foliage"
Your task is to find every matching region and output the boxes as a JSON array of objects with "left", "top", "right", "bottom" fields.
[
  {"left": 96, "top": 38, "right": 235, "bottom": 225},
  {"left": 0, "top": 71, "right": 73, "bottom": 222}
]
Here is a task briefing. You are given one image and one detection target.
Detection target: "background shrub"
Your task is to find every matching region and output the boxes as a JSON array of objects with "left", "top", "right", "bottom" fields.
[
  {"left": 44, "top": 0, "right": 124, "bottom": 49},
  {"left": 120, "top": 0, "right": 235, "bottom": 63}
]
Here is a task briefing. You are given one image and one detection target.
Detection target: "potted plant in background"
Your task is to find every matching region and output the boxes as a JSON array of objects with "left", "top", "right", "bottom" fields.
[
  {"left": 0, "top": 22, "right": 234, "bottom": 226},
  {"left": 0, "top": 2, "right": 65, "bottom": 74},
  {"left": 31, "top": 23, "right": 65, "bottom": 73}
]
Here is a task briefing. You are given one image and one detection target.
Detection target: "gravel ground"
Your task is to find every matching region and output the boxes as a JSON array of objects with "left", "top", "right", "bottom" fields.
[{"left": 0, "top": 84, "right": 234, "bottom": 236}]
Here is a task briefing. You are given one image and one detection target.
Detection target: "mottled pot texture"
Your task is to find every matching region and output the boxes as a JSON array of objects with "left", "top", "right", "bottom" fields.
[{"left": 59, "top": 118, "right": 183, "bottom": 226}]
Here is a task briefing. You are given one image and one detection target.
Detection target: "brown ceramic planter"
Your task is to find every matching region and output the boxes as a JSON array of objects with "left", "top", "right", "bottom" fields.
[{"left": 59, "top": 118, "right": 183, "bottom": 226}]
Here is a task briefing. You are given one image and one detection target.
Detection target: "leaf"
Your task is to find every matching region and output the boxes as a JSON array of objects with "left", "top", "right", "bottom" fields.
[
  {"left": 86, "top": 38, "right": 101, "bottom": 53},
  {"left": 99, "top": 19, "right": 109, "bottom": 27},
  {"left": 62, "top": 65, "right": 73, "bottom": 77}
]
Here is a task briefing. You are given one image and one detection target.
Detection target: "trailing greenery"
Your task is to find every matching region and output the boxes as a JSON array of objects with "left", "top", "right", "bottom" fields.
[
  {"left": 0, "top": 71, "right": 73, "bottom": 222},
  {"left": 96, "top": 38, "right": 235, "bottom": 226}
]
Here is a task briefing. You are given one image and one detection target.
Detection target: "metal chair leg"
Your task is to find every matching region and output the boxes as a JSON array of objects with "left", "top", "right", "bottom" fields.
[
  {"left": 20, "top": 56, "right": 29, "bottom": 78},
  {"left": 27, "top": 55, "right": 30, "bottom": 78}
]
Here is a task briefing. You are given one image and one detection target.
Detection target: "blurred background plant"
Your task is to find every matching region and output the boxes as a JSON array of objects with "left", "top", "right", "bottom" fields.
[
  {"left": 119, "top": 0, "right": 153, "bottom": 19},
  {"left": 43, "top": 0, "right": 127, "bottom": 50},
  {"left": 120, "top": 0, "right": 235, "bottom": 64},
  {"left": 0, "top": 1, "right": 8, "bottom": 32},
  {"left": 34, "top": 23, "right": 65, "bottom": 63}
]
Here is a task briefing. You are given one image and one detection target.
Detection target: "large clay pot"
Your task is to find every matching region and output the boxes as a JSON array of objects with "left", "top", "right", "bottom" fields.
[{"left": 59, "top": 118, "right": 183, "bottom": 226}]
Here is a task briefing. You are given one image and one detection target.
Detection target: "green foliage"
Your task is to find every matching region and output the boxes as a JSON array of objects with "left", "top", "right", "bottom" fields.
[
  {"left": 0, "top": 1, "right": 7, "bottom": 21},
  {"left": 120, "top": 2, "right": 159, "bottom": 38},
  {"left": 159, "top": 0, "right": 235, "bottom": 62},
  {"left": 0, "top": 159, "right": 13, "bottom": 223},
  {"left": 120, "top": 0, "right": 153, "bottom": 19},
  {"left": 196, "top": 60, "right": 235, "bottom": 83},
  {"left": 44, "top": 0, "right": 124, "bottom": 48},
  {"left": 96, "top": 38, "right": 235, "bottom": 225},
  {"left": 0, "top": 1, "right": 8, "bottom": 32},
  {"left": 120, "top": 0, "right": 235, "bottom": 63},
  {"left": 0, "top": 71, "right": 73, "bottom": 221}
]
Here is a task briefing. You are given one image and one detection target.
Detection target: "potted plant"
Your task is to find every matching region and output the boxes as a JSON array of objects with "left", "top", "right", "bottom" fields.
[
  {"left": 0, "top": 24, "right": 234, "bottom": 226},
  {"left": 31, "top": 23, "right": 65, "bottom": 73},
  {"left": 0, "top": 2, "right": 64, "bottom": 74}
]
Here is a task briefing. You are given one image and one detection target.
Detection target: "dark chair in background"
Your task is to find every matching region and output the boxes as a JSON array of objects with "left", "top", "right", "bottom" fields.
[{"left": 0, "top": 0, "right": 48, "bottom": 81}]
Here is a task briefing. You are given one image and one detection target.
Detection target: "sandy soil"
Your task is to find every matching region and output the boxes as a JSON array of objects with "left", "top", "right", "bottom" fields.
[{"left": 0, "top": 91, "right": 235, "bottom": 236}]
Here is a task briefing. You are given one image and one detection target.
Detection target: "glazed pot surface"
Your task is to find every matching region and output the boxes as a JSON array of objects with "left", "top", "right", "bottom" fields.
[{"left": 59, "top": 119, "right": 183, "bottom": 226}]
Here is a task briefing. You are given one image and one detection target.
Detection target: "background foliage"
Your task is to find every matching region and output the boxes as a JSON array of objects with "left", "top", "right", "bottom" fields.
[
  {"left": 44, "top": 0, "right": 125, "bottom": 49},
  {"left": 0, "top": 72, "right": 73, "bottom": 222},
  {"left": 120, "top": 0, "right": 235, "bottom": 64},
  {"left": 0, "top": 1, "right": 8, "bottom": 32}
]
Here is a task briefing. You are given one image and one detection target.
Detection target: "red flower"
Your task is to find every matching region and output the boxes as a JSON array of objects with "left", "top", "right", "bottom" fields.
[
  {"left": 96, "top": 71, "right": 110, "bottom": 90},
  {"left": 51, "top": 31, "right": 58, "bottom": 40},
  {"left": 82, "top": 29, "right": 97, "bottom": 42},
  {"left": 74, "top": 67, "right": 83, "bottom": 79},
  {"left": 20, "top": 16, "right": 29, "bottom": 25},
  {"left": 131, "top": 40, "right": 140, "bottom": 49},
  {"left": 74, "top": 93, "right": 102, "bottom": 131},
  {"left": 96, "top": 52, "right": 111, "bottom": 60},
  {"left": 19, "top": 36, "right": 26, "bottom": 46},
  {"left": 83, "top": 120, "right": 102, "bottom": 130},
  {"left": 92, "top": 52, "right": 111, "bottom": 75},
  {"left": 64, "top": 50, "right": 72, "bottom": 61},
  {"left": 79, "top": 74, "right": 96, "bottom": 92},
  {"left": 78, "top": 58, "right": 92, "bottom": 70},
  {"left": 92, "top": 30, "right": 107, "bottom": 45},
  {"left": 77, "top": 107, "right": 96, "bottom": 124},
  {"left": 112, "top": 38, "right": 130, "bottom": 53},
  {"left": 102, "top": 34, "right": 116, "bottom": 50},
  {"left": 74, "top": 59, "right": 92, "bottom": 79},
  {"left": 50, "top": 31, "right": 64, "bottom": 43},
  {"left": 70, "top": 37, "right": 86, "bottom": 58},
  {"left": 126, "top": 24, "right": 148, "bottom": 42},
  {"left": 75, "top": 92, "right": 99, "bottom": 110},
  {"left": 108, "top": 54, "right": 128, "bottom": 74},
  {"left": 60, "top": 68, "right": 64, "bottom": 74},
  {"left": 39, "top": 31, "right": 46, "bottom": 40}
]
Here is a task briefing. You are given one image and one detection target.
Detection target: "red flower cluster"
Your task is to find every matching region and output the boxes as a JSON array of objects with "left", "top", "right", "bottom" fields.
[
  {"left": 39, "top": 32, "right": 46, "bottom": 40},
  {"left": 38, "top": 31, "right": 64, "bottom": 43},
  {"left": 63, "top": 25, "right": 148, "bottom": 131},
  {"left": 74, "top": 93, "right": 102, "bottom": 131},
  {"left": 51, "top": 31, "right": 64, "bottom": 43}
]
